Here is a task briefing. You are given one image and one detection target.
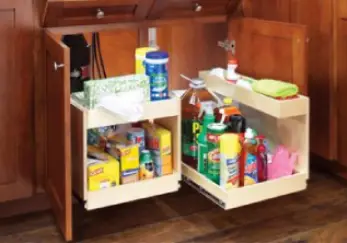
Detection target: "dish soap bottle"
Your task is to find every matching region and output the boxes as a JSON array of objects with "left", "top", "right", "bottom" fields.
[
  {"left": 242, "top": 128, "right": 258, "bottom": 186},
  {"left": 180, "top": 75, "right": 221, "bottom": 169},
  {"left": 197, "top": 101, "right": 216, "bottom": 175}
]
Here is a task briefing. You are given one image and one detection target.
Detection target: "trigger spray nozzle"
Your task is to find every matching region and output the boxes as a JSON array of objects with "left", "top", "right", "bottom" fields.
[
  {"left": 180, "top": 74, "right": 223, "bottom": 107},
  {"left": 198, "top": 101, "right": 217, "bottom": 119},
  {"left": 180, "top": 74, "right": 206, "bottom": 89}
]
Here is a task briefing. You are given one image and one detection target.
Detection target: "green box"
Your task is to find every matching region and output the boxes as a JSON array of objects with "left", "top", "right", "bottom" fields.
[{"left": 71, "top": 74, "right": 150, "bottom": 109}]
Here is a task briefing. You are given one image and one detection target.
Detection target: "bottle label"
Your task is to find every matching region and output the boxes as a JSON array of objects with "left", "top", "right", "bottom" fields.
[
  {"left": 207, "top": 148, "right": 220, "bottom": 176},
  {"left": 198, "top": 143, "right": 208, "bottom": 173},
  {"left": 244, "top": 154, "right": 258, "bottom": 185},
  {"left": 181, "top": 119, "right": 201, "bottom": 158}
]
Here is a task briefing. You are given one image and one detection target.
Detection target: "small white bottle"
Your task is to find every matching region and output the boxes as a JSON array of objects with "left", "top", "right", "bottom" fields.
[{"left": 226, "top": 58, "right": 239, "bottom": 83}]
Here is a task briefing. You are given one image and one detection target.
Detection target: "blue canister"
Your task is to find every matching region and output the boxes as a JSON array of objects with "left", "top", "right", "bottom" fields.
[
  {"left": 145, "top": 51, "right": 169, "bottom": 101},
  {"left": 126, "top": 127, "right": 145, "bottom": 152}
]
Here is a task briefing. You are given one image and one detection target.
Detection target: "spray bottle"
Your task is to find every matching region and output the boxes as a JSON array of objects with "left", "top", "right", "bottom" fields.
[
  {"left": 219, "top": 101, "right": 241, "bottom": 124},
  {"left": 256, "top": 135, "right": 268, "bottom": 182},
  {"left": 180, "top": 74, "right": 222, "bottom": 169},
  {"left": 197, "top": 101, "right": 217, "bottom": 174}
]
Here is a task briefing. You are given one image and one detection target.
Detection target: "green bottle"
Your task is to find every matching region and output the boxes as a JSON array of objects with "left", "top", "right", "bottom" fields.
[{"left": 197, "top": 101, "right": 216, "bottom": 175}]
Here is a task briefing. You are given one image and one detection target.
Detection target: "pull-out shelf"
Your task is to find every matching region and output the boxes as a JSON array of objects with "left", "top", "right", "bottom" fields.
[
  {"left": 180, "top": 70, "right": 310, "bottom": 210},
  {"left": 70, "top": 97, "right": 182, "bottom": 211},
  {"left": 183, "top": 164, "right": 307, "bottom": 209}
]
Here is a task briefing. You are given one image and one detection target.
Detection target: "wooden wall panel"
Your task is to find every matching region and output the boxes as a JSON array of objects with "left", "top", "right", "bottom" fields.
[
  {"left": 228, "top": 18, "right": 307, "bottom": 94},
  {"left": 244, "top": 0, "right": 292, "bottom": 22},
  {"left": 84, "top": 30, "right": 138, "bottom": 77},
  {"left": 292, "top": 0, "right": 336, "bottom": 161},
  {"left": 245, "top": 0, "right": 335, "bottom": 160},
  {"left": 140, "top": 24, "right": 227, "bottom": 89}
]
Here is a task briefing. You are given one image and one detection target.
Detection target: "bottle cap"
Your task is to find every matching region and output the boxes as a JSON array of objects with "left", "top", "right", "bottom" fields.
[
  {"left": 223, "top": 97, "right": 232, "bottom": 105},
  {"left": 189, "top": 78, "right": 206, "bottom": 88},
  {"left": 145, "top": 51, "right": 169, "bottom": 59},
  {"left": 245, "top": 128, "right": 254, "bottom": 139},
  {"left": 228, "top": 58, "right": 238, "bottom": 65}
]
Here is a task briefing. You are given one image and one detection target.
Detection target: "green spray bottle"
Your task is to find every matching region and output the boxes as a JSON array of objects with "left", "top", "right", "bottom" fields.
[{"left": 197, "top": 101, "right": 216, "bottom": 175}]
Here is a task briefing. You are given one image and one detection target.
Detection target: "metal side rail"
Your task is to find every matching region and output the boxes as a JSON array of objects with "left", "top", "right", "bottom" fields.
[{"left": 182, "top": 175, "right": 226, "bottom": 209}]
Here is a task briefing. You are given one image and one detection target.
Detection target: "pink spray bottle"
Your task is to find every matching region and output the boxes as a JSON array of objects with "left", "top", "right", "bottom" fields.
[{"left": 256, "top": 135, "right": 268, "bottom": 182}]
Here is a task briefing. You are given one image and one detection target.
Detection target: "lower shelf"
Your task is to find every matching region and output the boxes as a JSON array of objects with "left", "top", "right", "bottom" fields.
[
  {"left": 85, "top": 173, "right": 181, "bottom": 210},
  {"left": 182, "top": 163, "right": 308, "bottom": 210}
]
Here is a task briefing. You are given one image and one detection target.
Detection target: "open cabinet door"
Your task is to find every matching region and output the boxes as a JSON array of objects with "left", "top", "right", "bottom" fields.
[
  {"left": 44, "top": 31, "right": 72, "bottom": 242},
  {"left": 229, "top": 18, "right": 308, "bottom": 94}
]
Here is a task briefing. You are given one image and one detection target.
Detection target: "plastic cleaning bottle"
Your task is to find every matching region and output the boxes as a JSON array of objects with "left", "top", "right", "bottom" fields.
[
  {"left": 242, "top": 128, "right": 258, "bottom": 186},
  {"left": 217, "top": 98, "right": 241, "bottom": 124},
  {"left": 197, "top": 101, "right": 216, "bottom": 175},
  {"left": 256, "top": 135, "right": 268, "bottom": 182},
  {"left": 180, "top": 75, "right": 221, "bottom": 169}
]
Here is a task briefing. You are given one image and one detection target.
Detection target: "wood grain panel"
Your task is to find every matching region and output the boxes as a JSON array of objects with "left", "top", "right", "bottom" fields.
[
  {"left": 229, "top": 18, "right": 307, "bottom": 94},
  {"left": 0, "top": 171, "right": 346, "bottom": 242},
  {"left": 44, "top": 31, "right": 72, "bottom": 241},
  {"left": 244, "top": 0, "right": 335, "bottom": 161},
  {"left": 140, "top": 23, "right": 227, "bottom": 90},
  {"left": 0, "top": 0, "right": 34, "bottom": 202},
  {"left": 291, "top": 0, "right": 336, "bottom": 161},
  {"left": 244, "top": 0, "right": 292, "bottom": 22},
  {"left": 336, "top": 1, "right": 347, "bottom": 169},
  {"left": 84, "top": 30, "right": 138, "bottom": 77},
  {"left": 34, "top": 0, "right": 47, "bottom": 193},
  {"left": 43, "top": 0, "right": 155, "bottom": 27}
]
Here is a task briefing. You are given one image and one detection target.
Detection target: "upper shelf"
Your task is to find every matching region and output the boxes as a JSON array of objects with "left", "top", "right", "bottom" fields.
[
  {"left": 42, "top": 0, "right": 242, "bottom": 27},
  {"left": 199, "top": 70, "right": 310, "bottom": 119},
  {"left": 70, "top": 96, "right": 181, "bottom": 129}
]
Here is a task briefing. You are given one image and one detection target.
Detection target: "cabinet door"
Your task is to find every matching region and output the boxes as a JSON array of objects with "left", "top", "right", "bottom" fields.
[
  {"left": 44, "top": 31, "right": 72, "bottom": 241},
  {"left": 228, "top": 18, "right": 308, "bottom": 94},
  {"left": 148, "top": 0, "right": 235, "bottom": 20},
  {"left": 0, "top": 1, "right": 34, "bottom": 202}
]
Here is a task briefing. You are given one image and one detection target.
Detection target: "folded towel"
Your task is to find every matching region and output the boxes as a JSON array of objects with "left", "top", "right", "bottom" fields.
[{"left": 251, "top": 79, "right": 299, "bottom": 98}]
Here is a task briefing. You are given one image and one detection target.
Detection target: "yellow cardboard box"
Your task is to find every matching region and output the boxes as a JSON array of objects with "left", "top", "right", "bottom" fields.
[
  {"left": 87, "top": 146, "right": 120, "bottom": 191},
  {"left": 142, "top": 122, "right": 171, "bottom": 155}
]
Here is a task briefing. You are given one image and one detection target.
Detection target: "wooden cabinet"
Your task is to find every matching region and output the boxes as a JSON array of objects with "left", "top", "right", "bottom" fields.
[
  {"left": 0, "top": 1, "right": 34, "bottom": 203},
  {"left": 243, "top": 0, "right": 347, "bottom": 177},
  {"left": 43, "top": 0, "right": 155, "bottom": 27},
  {"left": 43, "top": 0, "right": 242, "bottom": 27},
  {"left": 43, "top": 1, "right": 308, "bottom": 237}
]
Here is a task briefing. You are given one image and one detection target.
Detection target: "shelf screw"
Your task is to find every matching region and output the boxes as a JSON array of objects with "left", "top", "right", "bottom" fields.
[{"left": 96, "top": 8, "right": 105, "bottom": 19}]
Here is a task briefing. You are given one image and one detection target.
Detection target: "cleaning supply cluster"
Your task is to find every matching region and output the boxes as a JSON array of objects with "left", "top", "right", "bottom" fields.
[
  {"left": 87, "top": 122, "right": 173, "bottom": 192},
  {"left": 71, "top": 46, "right": 170, "bottom": 114},
  {"left": 181, "top": 77, "right": 299, "bottom": 189}
]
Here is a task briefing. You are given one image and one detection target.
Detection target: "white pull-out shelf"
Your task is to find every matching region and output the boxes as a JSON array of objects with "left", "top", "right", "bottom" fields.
[
  {"left": 70, "top": 97, "right": 182, "bottom": 210},
  {"left": 182, "top": 164, "right": 307, "bottom": 209},
  {"left": 179, "top": 70, "right": 310, "bottom": 210}
]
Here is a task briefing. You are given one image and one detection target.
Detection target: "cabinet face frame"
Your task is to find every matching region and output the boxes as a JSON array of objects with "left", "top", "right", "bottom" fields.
[
  {"left": 42, "top": 0, "right": 242, "bottom": 28},
  {"left": 44, "top": 16, "right": 308, "bottom": 242}
]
